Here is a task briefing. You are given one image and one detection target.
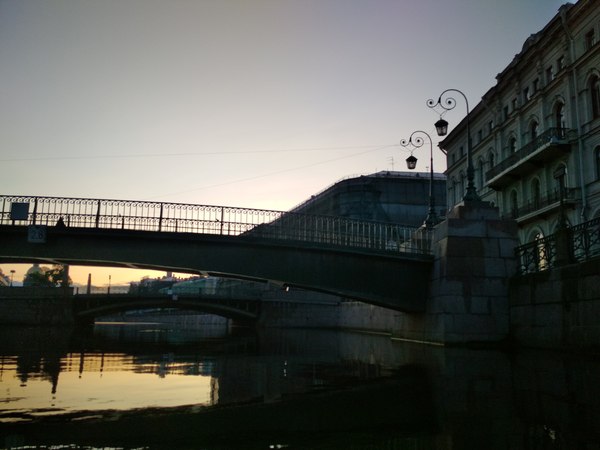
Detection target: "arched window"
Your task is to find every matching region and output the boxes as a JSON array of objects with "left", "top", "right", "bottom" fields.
[
  {"left": 554, "top": 163, "right": 568, "bottom": 189},
  {"left": 554, "top": 102, "right": 565, "bottom": 130},
  {"left": 452, "top": 177, "right": 459, "bottom": 205},
  {"left": 509, "top": 136, "right": 517, "bottom": 154},
  {"left": 530, "top": 120, "right": 539, "bottom": 141},
  {"left": 477, "top": 157, "right": 485, "bottom": 189},
  {"left": 488, "top": 151, "right": 495, "bottom": 168},
  {"left": 590, "top": 75, "right": 600, "bottom": 119},
  {"left": 534, "top": 231, "right": 548, "bottom": 271}
]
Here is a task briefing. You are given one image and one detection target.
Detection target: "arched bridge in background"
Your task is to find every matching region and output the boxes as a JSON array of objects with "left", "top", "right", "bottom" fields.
[
  {"left": 74, "top": 293, "right": 260, "bottom": 323},
  {"left": 0, "top": 195, "right": 434, "bottom": 312}
]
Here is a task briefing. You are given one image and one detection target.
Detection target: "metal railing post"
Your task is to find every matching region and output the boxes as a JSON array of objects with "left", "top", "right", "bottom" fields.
[
  {"left": 95, "top": 200, "right": 101, "bottom": 228},
  {"left": 32, "top": 197, "right": 38, "bottom": 225},
  {"left": 158, "top": 203, "right": 164, "bottom": 232}
]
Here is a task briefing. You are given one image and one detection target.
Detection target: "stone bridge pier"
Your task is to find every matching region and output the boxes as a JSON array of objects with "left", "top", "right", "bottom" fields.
[
  {"left": 394, "top": 201, "right": 519, "bottom": 345},
  {"left": 264, "top": 201, "right": 520, "bottom": 346}
]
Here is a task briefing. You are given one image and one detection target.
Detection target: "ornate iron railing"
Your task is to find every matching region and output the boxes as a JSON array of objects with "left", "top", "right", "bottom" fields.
[
  {"left": 515, "top": 217, "right": 600, "bottom": 275},
  {"left": 486, "top": 127, "right": 570, "bottom": 182},
  {"left": 515, "top": 233, "right": 557, "bottom": 275},
  {"left": 501, "top": 187, "right": 575, "bottom": 220},
  {"left": 571, "top": 216, "right": 600, "bottom": 261},
  {"left": 0, "top": 195, "right": 433, "bottom": 255}
]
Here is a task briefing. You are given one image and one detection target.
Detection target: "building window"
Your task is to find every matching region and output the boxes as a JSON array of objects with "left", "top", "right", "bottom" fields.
[
  {"left": 512, "top": 97, "right": 518, "bottom": 111},
  {"left": 503, "top": 105, "right": 509, "bottom": 121},
  {"left": 585, "top": 29, "right": 596, "bottom": 51},
  {"left": 487, "top": 120, "right": 494, "bottom": 134},
  {"left": 533, "top": 78, "right": 539, "bottom": 93},
  {"left": 555, "top": 163, "right": 568, "bottom": 189},
  {"left": 477, "top": 129, "right": 483, "bottom": 143},
  {"left": 509, "top": 136, "right": 517, "bottom": 154},
  {"left": 459, "top": 146, "right": 465, "bottom": 158},
  {"left": 534, "top": 231, "right": 548, "bottom": 270},
  {"left": 557, "top": 55, "right": 565, "bottom": 71},
  {"left": 477, "top": 157, "right": 485, "bottom": 189},
  {"left": 523, "top": 87, "right": 530, "bottom": 102},
  {"left": 530, "top": 120, "right": 539, "bottom": 141},
  {"left": 488, "top": 151, "right": 495, "bottom": 169},
  {"left": 546, "top": 66, "right": 554, "bottom": 84},
  {"left": 554, "top": 103, "right": 565, "bottom": 129},
  {"left": 591, "top": 75, "right": 600, "bottom": 119}
]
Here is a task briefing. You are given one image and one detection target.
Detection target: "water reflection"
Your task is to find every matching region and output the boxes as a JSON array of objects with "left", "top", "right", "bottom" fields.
[{"left": 0, "top": 321, "right": 599, "bottom": 449}]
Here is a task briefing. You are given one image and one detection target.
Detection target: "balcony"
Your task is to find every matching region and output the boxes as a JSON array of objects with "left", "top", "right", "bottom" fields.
[
  {"left": 501, "top": 187, "right": 577, "bottom": 224},
  {"left": 485, "top": 127, "right": 572, "bottom": 190}
]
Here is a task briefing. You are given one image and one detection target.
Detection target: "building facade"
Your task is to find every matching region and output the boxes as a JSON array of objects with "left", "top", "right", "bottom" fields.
[
  {"left": 440, "top": 0, "right": 600, "bottom": 244},
  {"left": 290, "top": 171, "right": 447, "bottom": 228}
]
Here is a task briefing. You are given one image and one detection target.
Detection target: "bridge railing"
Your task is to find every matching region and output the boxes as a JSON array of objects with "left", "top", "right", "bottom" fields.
[{"left": 0, "top": 195, "right": 433, "bottom": 255}]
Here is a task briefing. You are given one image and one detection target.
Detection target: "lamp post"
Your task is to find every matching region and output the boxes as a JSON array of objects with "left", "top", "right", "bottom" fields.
[
  {"left": 400, "top": 130, "right": 439, "bottom": 228},
  {"left": 427, "top": 88, "right": 481, "bottom": 202}
]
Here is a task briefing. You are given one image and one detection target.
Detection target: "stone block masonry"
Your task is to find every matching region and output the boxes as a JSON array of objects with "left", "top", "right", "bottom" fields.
[
  {"left": 0, "top": 287, "right": 74, "bottom": 325},
  {"left": 393, "top": 201, "right": 520, "bottom": 345},
  {"left": 510, "top": 257, "right": 600, "bottom": 350}
]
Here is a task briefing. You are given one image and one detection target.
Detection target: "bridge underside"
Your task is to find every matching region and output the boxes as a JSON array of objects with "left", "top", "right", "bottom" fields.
[
  {"left": 75, "top": 298, "right": 259, "bottom": 323},
  {"left": 0, "top": 226, "right": 432, "bottom": 312}
]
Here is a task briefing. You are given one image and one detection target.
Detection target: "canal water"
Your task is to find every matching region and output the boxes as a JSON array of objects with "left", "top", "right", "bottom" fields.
[{"left": 0, "top": 318, "right": 599, "bottom": 449}]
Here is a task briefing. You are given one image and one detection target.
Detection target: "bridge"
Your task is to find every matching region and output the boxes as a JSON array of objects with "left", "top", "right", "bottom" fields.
[
  {"left": 0, "top": 195, "right": 434, "bottom": 312},
  {"left": 73, "top": 292, "right": 261, "bottom": 323}
]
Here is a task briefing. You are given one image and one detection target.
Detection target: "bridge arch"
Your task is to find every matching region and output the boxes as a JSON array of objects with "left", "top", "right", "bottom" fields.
[{"left": 74, "top": 297, "right": 259, "bottom": 323}]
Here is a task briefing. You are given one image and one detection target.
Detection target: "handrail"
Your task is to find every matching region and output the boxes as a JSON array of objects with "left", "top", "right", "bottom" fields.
[
  {"left": 501, "top": 187, "right": 575, "bottom": 220},
  {"left": 0, "top": 195, "right": 433, "bottom": 256},
  {"left": 486, "top": 127, "right": 570, "bottom": 181},
  {"left": 515, "top": 216, "right": 600, "bottom": 274}
]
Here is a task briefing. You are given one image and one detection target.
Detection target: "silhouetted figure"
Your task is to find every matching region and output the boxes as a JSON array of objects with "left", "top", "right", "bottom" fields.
[{"left": 56, "top": 217, "right": 66, "bottom": 227}]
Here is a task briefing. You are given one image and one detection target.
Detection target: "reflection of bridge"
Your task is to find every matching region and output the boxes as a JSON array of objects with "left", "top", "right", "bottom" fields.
[
  {"left": 0, "top": 195, "right": 434, "bottom": 312},
  {"left": 74, "top": 293, "right": 260, "bottom": 322}
]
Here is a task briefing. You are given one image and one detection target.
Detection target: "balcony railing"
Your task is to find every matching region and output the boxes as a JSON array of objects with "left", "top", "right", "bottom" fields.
[
  {"left": 486, "top": 127, "right": 570, "bottom": 188},
  {"left": 515, "top": 216, "right": 600, "bottom": 275},
  {"left": 501, "top": 187, "right": 575, "bottom": 221}
]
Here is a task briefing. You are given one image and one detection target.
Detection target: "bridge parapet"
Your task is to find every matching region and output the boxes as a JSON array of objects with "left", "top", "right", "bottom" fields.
[{"left": 0, "top": 195, "right": 432, "bottom": 256}]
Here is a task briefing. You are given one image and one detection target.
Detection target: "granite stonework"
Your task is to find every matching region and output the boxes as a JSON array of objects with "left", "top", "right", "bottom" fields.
[
  {"left": 393, "top": 201, "right": 520, "bottom": 345},
  {"left": 509, "top": 257, "right": 600, "bottom": 349},
  {"left": 0, "top": 287, "right": 74, "bottom": 325}
]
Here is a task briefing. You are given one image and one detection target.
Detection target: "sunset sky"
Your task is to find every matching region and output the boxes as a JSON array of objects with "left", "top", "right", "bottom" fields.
[{"left": 1, "top": 0, "right": 566, "bottom": 284}]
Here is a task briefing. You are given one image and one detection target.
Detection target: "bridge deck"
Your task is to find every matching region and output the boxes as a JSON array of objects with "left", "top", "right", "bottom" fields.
[
  {"left": 0, "top": 195, "right": 434, "bottom": 312},
  {"left": 1, "top": 194, "right": 433, "bottom": 256}
]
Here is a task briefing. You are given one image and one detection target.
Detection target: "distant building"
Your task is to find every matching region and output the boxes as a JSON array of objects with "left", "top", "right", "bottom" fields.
[
  {"left": 290, "top": 171, "right": 447, "bottom": 228},
  {"left": 440, "top": 0, "right": 600, "bottom": 243}
]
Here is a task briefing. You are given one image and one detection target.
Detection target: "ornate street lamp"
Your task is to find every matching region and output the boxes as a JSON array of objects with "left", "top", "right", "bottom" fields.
[
  {"left": 405, "top": 154, "right": 418, "bottom": 170},
  {"left": 427, "top": 89, "right": 481, "bottom": 202},
  {"left": 400, "top": 130, "right": 440, "bottom": 228}
]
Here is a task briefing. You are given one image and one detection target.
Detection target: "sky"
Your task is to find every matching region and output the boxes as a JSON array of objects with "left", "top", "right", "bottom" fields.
[{"left": 0, "top": 0, "right": 567, "bottom": 284}]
